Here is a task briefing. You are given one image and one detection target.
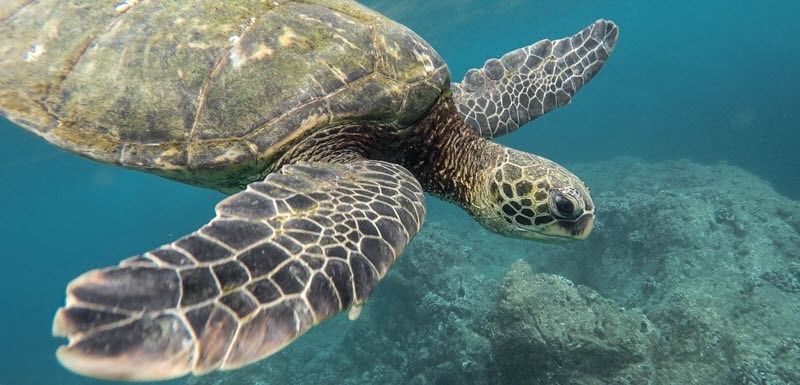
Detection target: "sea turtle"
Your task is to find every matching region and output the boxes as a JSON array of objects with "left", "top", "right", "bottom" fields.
[{"left": 0, "top": 0, "right": 616, "bottom": 380}]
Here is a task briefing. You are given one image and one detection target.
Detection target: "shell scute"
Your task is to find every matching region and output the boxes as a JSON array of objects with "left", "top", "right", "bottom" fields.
[{"left": 0, "top": 0, "right": 449, "bottom": 191}]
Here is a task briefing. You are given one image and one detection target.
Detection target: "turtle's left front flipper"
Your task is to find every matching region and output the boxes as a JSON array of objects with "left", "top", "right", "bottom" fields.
[
  {"left": 52, "top": 160, "right": 425, "bottom": 381},
  {"left": 452, "top": 20, "right": 618, "bottom": 138}
]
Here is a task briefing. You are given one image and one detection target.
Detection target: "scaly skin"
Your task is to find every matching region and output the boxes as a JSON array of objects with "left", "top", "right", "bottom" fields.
[
  {"left": 471, "top": 148, "right": 595, "bottom": 241},
  {"left": 282, "top": 94, "right": 595, "bottom": 240},
  {"left": 402, "top": 95, "right": 596, "bottom": 241}
]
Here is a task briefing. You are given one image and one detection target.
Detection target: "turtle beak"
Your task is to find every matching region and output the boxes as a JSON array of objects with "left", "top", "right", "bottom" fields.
[
  {"left": 534, "top": 212, "right": 594, "bottom": 242},
  {"left": 572, "top": 213, "right": 594, "bottom": 240}
]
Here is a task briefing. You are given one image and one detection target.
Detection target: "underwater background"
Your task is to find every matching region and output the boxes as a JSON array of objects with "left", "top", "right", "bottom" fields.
[{"left": 1, "top": 0, "right": 798, "bottom": 384}]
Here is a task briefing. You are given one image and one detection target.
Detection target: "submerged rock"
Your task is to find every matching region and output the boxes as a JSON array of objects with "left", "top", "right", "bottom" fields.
[
  {"left": 493, "top": 260, "right": 656, "bottom": 384},
  {"left": 531, "top": 158, "right": 800, "bottom": 385}
]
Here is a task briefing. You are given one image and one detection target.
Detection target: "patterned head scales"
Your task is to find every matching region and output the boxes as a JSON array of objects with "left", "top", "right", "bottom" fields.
[{"left": 477, "top": 149, "right": 594, "bottom": 241}]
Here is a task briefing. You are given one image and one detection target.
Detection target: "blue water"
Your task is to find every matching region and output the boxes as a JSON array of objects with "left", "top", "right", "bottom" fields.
[{"left": 1, "top": 1, "right": 798, "bottom": 384}]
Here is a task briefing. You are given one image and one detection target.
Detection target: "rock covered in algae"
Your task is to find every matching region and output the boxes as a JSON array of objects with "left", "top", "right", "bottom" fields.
[
  {"left": 528, "top": 158, "right": 800, "bottom": 385},
  {"left": 492, "top": 260, "right": 656, "bottom": 385}
]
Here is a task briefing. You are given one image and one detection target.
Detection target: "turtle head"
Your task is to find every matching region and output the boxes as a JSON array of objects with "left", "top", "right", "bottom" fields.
[{"left": 471, "top": 148, "right": 595, "bottom": 242}]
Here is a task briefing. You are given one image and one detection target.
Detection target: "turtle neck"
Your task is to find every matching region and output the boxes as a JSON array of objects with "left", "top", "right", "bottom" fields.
[
  {"left": 377, "top": 94, "right": 502, "bottom": 209},
  {"left": 271, "top": 93, "right": 503, "bottom": 212}
]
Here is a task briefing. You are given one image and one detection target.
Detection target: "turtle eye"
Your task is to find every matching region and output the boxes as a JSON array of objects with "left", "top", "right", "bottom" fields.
[{"left": 553, "top": 193, "right": 579, "bottom": 219}]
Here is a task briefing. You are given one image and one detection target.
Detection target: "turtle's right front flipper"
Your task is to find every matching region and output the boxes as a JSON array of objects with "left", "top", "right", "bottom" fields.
[
  {"left": 452, "top": 20, "right": 618, "bottom": 138},
  {"left": 52, "top": 160, "right": 425, "bottom": 381}
]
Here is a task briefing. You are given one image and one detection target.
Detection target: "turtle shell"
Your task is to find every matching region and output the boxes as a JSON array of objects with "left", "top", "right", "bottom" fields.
[{"left": 0, "top": 0, "right": 449, "bottom": 190}]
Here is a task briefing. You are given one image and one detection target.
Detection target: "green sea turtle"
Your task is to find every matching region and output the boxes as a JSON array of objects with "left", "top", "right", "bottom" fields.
[{"left": 0, "top": 0, "right": 616, "bottom": 380}]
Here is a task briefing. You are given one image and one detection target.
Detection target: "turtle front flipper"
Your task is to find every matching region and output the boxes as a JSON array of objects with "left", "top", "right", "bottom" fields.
[
  {"left": 52, "top": 160, "right": 425, "bottom": 381},
  {"left": 452, "top": 20, "right": 618, "bottom": 138}
]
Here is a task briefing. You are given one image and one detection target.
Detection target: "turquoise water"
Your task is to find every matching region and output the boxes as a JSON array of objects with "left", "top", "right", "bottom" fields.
[{"left": 1, "top": 1, "right": 799, "bottom": 384}]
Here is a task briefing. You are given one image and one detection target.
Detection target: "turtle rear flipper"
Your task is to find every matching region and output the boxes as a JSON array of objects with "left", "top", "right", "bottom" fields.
[
  {"left": 452, "top": 19, "right": 618, "bottom": 138},
  {"left": 53, "top": 160, "right": 426, "bottom": 381}
]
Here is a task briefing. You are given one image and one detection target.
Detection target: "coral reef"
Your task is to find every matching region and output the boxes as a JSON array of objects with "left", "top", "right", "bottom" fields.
[
  {"left": 190, "top": 158, "right": 800, "bottom": 385},
  {"left": 529, "top": 158, "right": 800, "bottom": 385},
  {"left": 492, "top": 261, "right": 656, "bottom": 385},
  {"left": 761, "top": 263, "right": 800, "bottom": 293}
]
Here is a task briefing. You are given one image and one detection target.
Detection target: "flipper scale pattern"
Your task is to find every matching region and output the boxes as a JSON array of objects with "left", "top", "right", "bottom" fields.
[
  {"left": 452, "top": 20, "right": 618, "bottom": 138},
  {"left": 52, "top": 160, "right": 425, "bottom": 380}
]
